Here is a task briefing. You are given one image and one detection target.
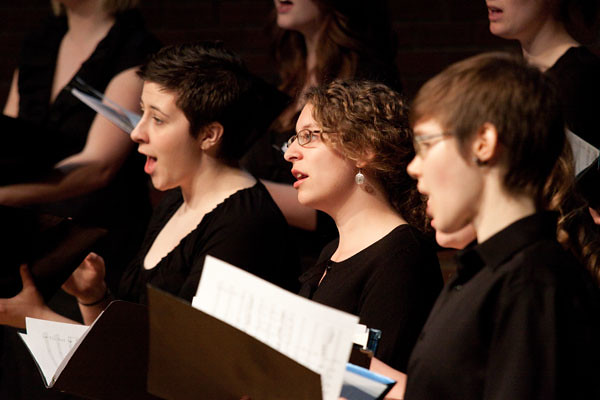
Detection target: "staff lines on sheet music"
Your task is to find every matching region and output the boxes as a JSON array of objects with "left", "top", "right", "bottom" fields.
[
  {"left": 208, "top": 281, "right": 352, "bottom": 400},
  {"left": 41, "top": 332, "right": 79, "bottom": 369}
]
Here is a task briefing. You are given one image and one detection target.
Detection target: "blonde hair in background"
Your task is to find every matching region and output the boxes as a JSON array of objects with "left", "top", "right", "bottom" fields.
[{"left": 51, "top": 0, "right": 139, "bottom": 16}]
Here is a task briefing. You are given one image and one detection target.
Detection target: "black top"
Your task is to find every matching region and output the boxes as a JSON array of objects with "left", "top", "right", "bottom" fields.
[
  {"left": 16, "top": 9, "right": 161, "bottom": 232},
  {"left": 405, "top": 212, "right": 600, "bottom": 400},
  {"left": 298, "top": 224, "right": 443, "bottom": 372},
  {"left": 13, "top": 9, "right": 161, "bottom": 284},
  {"left": 118, "top": 182, "right": 300, "bottom": 304},
  {"left": 546, "top": 46, "right": 600, "bottom": 149}
]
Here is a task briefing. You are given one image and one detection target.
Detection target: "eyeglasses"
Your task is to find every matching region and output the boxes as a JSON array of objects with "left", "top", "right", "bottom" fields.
[
  {"left": 413, "top": 133, "right": 452, "bottom": 157},
  {"left": 287, "top": 128, "right": 322, "bottom": 148}
]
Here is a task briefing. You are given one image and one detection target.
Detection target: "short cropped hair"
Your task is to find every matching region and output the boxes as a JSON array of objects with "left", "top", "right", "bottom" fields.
[
  {"left": 411, "top": 52, "right": 565, "bottom": 208},
  {"left": 304, "top": 80, "right": 427, "bottom": 230},
  {"left": 51, "top": 0, "right": 139, "bottom": 16},
  {"left": 138, "top": 41, "right": 257, "bottom": 162}
]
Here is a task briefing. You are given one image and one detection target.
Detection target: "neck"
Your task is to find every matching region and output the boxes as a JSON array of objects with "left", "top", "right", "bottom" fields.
[
  {"left": 329, "top": 186, "right": 406, "bottom": 262},
  {"left": 179, "top": 157, "right": 252, "bottom": 210},
  {"left": 520, "top": 19, "right": 579, "bottom": 71},
  {"left": 64, "top": 0, "right": 115, "bottom": 40},
  {"left": 473, "top": 174, "right": 536, "bottom": 243}
]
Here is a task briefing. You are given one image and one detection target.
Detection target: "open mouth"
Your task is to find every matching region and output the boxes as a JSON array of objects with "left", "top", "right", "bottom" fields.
[
  {"left": 144, "top": 155, "right": 157, "bottom": 175},
  {"left": 291, "top": 169, "right": 308, "bottom": 188},
  {"left": 488, "top": 6, "right": 503, "bottom": 18},
  {"left": 277, "top": 0, "right": 294, "bottom": 13}
]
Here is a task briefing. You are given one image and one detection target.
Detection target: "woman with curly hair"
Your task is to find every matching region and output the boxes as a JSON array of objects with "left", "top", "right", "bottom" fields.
[
  {"left": 244, "top": 0, "right": 401, "bottom": 230},
  {"left": 284, "top": 80, "right": 442, "bottom": 373}
]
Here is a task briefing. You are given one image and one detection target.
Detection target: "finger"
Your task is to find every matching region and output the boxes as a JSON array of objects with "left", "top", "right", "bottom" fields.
[{"left": 19, "top": 264, "right": 35, "bottom": 288}]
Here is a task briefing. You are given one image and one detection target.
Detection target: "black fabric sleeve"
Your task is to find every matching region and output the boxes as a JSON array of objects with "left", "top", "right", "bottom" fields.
[{"left": 358, "top": 243, "right": 441, "bottom": 372}]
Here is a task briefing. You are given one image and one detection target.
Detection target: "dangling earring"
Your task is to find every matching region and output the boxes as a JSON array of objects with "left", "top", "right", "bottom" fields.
[{"left": 355, "top": 169, "right": 365, "bottom": 185}]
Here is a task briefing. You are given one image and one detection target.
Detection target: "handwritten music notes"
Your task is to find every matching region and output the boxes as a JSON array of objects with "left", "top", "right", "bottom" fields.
[{"left": 192, "top": 256, "right": 359, "bottom": 400}]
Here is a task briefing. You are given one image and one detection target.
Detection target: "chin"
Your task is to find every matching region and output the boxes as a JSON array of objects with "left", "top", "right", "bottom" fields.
[
  {"left": 489, "top": 25, "right": 512, "bottom": 39},
  {"left": 150, "top": 177, "right": 170, "bottom": 192}
]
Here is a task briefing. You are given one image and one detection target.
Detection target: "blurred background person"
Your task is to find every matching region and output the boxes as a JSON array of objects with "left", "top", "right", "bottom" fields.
[
  {"left": 485, "top": 0, "right": 600, "bottom": 213},
  {"left": 0, "top": 1, "right": 160, "bottom": 398}
]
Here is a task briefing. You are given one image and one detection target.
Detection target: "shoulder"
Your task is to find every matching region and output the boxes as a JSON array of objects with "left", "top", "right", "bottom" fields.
[
  {"left": 20, "top": 15, "right": 67, "bottom": 64},
  {"left": 92, "top": 9, "right": 162, "bottom": 74},
  {"left": 549, "top": 47, "right": 600, "bottom": 85},
  {"left": 350, "top": 225, "right": 441, "bottom": 283},
  {"left": 111, "top": 9, "right": 162, "bottom": 50},
  {"left": 382, "top": 225, "right": 439, "bottom": 264},
  {"left": 494, "top": 238, "right": 598, "bottom": 306},
  {"left": 214, "top": 182, "right": 287, "bottom": 229}
]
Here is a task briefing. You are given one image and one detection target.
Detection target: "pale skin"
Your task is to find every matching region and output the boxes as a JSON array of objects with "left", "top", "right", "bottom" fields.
[
  {"left": 0, "top": 81, "right": 256, "bottom": 328},
  {"left": 1, "top": 0, "right": 140, "bottom": 206},
  {"left": 487, "top": 1, "right": 599, "bottom": 221},
  {"left": 486, "top": 0, "right": 580, "bottom": 71},
  {"left": 364, "top": 119, "right": 539, "bottom": 399},
  {"left": 284, "top": 103, "right": 407, "bottom": 280}
]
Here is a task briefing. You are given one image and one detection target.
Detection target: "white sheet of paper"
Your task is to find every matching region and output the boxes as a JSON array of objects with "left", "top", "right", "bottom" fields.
[
  {"left": 19, "top": 318, "right": 89, "bottom": 387},
  {"left": 192, "top": 256, "right": 359, "bottom": 400},
  {"left": 353, "top": 324, "right": 369, "bottom": 349},
  {"left": 70, "top": 87, "right": 141, "bottom": 134},
  {"left": 566, "top": 129, "right": 600, "bottom": 175}
]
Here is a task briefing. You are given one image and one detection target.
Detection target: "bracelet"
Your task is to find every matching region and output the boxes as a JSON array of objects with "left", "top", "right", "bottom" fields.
[{"left": 78, "top": 287, "right": 111, "bottom": 307}]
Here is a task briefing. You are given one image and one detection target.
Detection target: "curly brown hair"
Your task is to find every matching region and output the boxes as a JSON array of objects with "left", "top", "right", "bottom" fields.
[
  {"left": 546, "top": 143, "right": 600, "bottom": 284},
  {"left": 303, "top": 80, "right": 428, "bottom": 231}
]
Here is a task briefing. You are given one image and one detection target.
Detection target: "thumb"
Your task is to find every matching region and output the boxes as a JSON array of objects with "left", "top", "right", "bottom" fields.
[{"left": 19, "top": 264, "right": 35, "bottom": 289}]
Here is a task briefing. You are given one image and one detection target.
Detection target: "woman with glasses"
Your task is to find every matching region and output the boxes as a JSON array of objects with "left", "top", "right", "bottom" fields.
[
  {"left": 284, "top": 80, "right": 442, "bottom": 373},
  {"left": 404, "top": 52, "right": 600, "bottom": 400}
]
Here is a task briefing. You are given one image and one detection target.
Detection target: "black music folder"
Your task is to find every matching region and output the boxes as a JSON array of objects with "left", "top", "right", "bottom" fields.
[
  {"left": 20, "top": 300, "right": 160, "bottom": 400},
  {"left": 146, "top": 285, "right": 322, "bottom": 400},
  {"left": 0, "top": 205, "right": 107, "bottom": 301}
]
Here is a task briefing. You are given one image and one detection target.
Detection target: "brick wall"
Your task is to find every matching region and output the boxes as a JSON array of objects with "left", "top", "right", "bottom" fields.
[{"left": 0, "top": 0, "right": 596, "bottom": 106}]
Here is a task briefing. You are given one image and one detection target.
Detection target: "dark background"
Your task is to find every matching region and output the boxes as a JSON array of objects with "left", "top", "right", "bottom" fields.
[
  {"left": 0, "top": 0, "right": 518, "bottom": 105},
  {"left": 0, "top": 0, "right": 598, "bottom": 105}
]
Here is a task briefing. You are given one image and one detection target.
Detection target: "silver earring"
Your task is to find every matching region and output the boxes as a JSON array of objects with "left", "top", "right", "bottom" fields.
[{"left": 355, "top": 169, "right": 365, "bottom": 185}]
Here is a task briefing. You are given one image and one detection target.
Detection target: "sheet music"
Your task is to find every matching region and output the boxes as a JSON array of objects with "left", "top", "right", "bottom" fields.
[
  {"left": 19, "top": 318, "right": 88, "bottom": 387},
  {"left": 192, "top": 256, "right": 359, "bottom": 400},
  {"left": 70, "top": 87, "right": 141, "bottom": 134},
  {"left": 566, "top": 129, "right": 599, "bottom": 175}
]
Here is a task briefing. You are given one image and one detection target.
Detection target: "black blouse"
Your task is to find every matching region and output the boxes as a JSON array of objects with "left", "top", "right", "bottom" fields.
[
  {"left": 546, "top": 46, "right": 600, "bottom": 149},
  {"left": 118, "top": 182, "right": 300, "bottom": 304},
  {"left": 299, "top": 224, "right": 442, "bottom": 372},
  {"left": 16, "top": 9, "right": 161, "bottom": 231},
  {"left": 405, "top": 212, "right": 600, "bottom": 400}
]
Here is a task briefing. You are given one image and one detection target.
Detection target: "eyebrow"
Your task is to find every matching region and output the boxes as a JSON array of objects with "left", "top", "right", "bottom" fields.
[
  {"left": 140, "top": 100, "right": 168, "bottom": 117},
  {"left": 297, "top": 124, "right": 321, "bottom": 131}
]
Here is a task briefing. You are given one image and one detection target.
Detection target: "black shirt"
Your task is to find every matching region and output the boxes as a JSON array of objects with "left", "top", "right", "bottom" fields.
[
  {"left": 405, "top": 212, "right": 600, "bottom": 400},
  {"left": 14, "top": 9, "right": 162, "bottom": 281},
  {"left": 546, "top": 46, "right": 600, "bottom": 149},
  {"left": 118, "top": 182, "right": 300, "bottom": 304},
  {"left": 299, "top": 224, "right": 443, "bottom": 372}
]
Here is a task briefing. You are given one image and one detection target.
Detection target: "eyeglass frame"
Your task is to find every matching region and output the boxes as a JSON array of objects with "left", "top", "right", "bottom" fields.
[
  {"left": 287, "top": 128, "right": 323, "bottom": 148},
  {"left": 413, "top": 132, "right": 453, "bottom": 157}
]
